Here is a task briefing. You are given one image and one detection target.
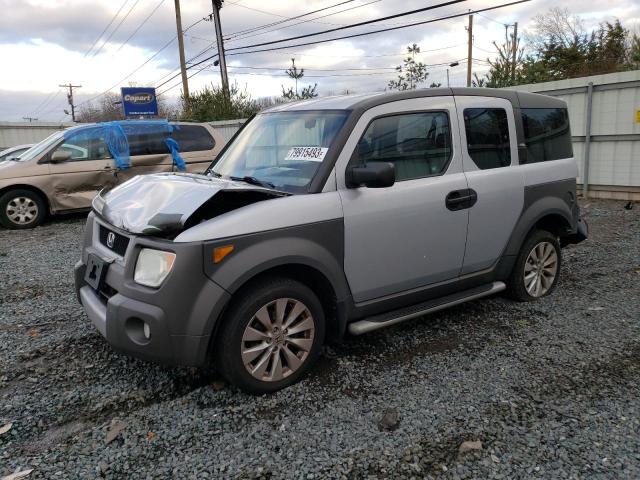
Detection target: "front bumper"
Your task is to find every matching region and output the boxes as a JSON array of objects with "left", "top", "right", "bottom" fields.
[{"left": 74, "top": 214, "right": 231, "bottom": 366}]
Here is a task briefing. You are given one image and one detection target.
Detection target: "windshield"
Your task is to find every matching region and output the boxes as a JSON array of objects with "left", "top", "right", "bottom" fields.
[
  {"left": 210, "top": 110, "right": 349, "bottom": 193},
  {"left": 17, "top": 131, "right": 64, "bottom": 162}
]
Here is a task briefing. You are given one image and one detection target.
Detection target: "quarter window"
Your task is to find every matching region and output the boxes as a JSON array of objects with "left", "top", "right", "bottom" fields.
[
  {"left": 521, "top": 108, "right": 572, "bottom": 163},
  {"left": 357, "top": 111, "right": 452, "bottom": 181},
  {"left": 463, "top": 108, "right": 511, "bottom": 170}
]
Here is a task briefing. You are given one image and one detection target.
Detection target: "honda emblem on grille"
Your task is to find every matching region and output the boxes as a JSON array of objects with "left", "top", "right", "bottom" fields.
[{"left": 106, "top": 232, "right": 116, "bottom": 249}]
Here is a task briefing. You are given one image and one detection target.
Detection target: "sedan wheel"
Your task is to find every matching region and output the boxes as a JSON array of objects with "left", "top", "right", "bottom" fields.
[
  {"left": 6, "top": 196, "right": 39, "bottom": 226},
  {"left": 241, "top": 298, "right": 315, "bottom": 382}
]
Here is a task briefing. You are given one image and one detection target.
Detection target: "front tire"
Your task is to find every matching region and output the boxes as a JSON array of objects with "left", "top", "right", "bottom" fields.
[
  {"left": 507, "top": 229, "right": 561, "bottom": 301},
  {"left": 0, "top": 189, "right": 47, "bottom": 229},
  {"left": 214, "top": 277, "right": 325, "bottom": 394}
]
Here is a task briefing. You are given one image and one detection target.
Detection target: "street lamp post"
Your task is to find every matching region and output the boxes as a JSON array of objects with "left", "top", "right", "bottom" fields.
[{"left": 447, "top": 62, "right": 460, "bottom": 87}]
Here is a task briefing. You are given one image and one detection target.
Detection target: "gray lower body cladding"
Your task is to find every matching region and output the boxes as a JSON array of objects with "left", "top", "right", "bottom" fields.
[
  {"left": 76, "top": 214, "right": 348, "bottom": 365},
  {"left": 75, "top": 214, "right": 231, "bottom": 366}
]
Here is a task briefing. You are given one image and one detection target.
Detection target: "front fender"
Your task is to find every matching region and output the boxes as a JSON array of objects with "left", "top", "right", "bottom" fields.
[{"left": 202, "top": 219, "right": 350, "bottom": 301}]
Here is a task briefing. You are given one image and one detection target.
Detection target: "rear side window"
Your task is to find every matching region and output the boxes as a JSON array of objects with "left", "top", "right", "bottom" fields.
[
  {"left": 128, "top": 132, "right": 168, "bottom": 156},
  {"left": 357, "top": 111, "right": 452, "bottom": 181},
  {"left": 463, "top": 108, "right": 511, "bottom": 170},
  {"left": 127, "top": 125, "right": 215, "bottom": 156},
  {"left": 521, "top": 108, "right": 572, "bottom": 163},
  {"left": 172, "top": 125, "right": 215, "bottom": 152}
]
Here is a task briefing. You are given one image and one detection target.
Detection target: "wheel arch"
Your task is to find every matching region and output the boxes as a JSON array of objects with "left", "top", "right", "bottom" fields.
[
  {"left": 222, "top": 262, "right": 346, "bottom": 341},
  {"left": 203, "top": 228, "right": 352, "bottom": 347},
  {"left": 503, "top": 196, "right": 575, "bottom": 259},
  {"left": 0, "top": 183, "right": 50, "bottom": 213}
]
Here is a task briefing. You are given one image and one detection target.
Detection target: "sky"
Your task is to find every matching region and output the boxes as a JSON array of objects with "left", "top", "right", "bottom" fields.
[{"left": 0, "top": 0, "right": 638, "bottom": 122}]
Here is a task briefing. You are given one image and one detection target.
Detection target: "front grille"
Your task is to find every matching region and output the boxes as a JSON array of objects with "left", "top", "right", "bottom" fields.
[{"left": 99, "top": 225, "right": 130, "bottom": 256}]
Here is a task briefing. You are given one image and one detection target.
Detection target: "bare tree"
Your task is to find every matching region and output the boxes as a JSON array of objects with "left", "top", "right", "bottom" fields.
[{"left": 526, "top": 8, "right": 585, "bottom": 51}]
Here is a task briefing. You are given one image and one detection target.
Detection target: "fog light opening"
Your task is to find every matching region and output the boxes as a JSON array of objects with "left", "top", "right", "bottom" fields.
[
  {"left": 143, "top": 322, "right": 151, "bottom": 340},
  {"left": 126, "top": 317, "right": 152, "bottom": 345}
]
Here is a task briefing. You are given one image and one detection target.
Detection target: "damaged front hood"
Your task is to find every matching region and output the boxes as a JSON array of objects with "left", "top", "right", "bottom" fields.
[{"left": 93, "top": 172, "right": 286, "bottom": 235}]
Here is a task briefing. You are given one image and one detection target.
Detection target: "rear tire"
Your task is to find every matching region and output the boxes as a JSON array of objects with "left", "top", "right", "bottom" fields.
[
  {"left": 507, "top": 229, "right": 561, "bottom": 302},
  {"left": 0, "top": 189, "right": 47, "bottom": 229},
  {"left": 214, "top": 277, "right": 325, "bottom": 394}
]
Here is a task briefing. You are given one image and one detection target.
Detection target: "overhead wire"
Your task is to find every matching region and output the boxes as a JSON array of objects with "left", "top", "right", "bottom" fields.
[
  {"left": 114, "top": 0, "right": 167, "bottom": 54},
  {"left": 84, "top": 0, "right": 129, "bottom": 57},
  {"left": 156, "top": 0, "right": 529, "bottom": 94},
  {"left": 93, "top": 0, "right": 530, "bottom": 102},
  {"left": 225, "top": 0, "right": 470, "bottom": 53},
  {"left": 225, "top": 0, "right": 382, "bottom": 44},
  {"left": 92, "top": 0, "right": 142, "bottom": 57},
  {"left": 77, "top": 16, "right": 209, "bottom": 108},
  {"left": 225, "top": 0, "right": 358, "bottom": 39}
]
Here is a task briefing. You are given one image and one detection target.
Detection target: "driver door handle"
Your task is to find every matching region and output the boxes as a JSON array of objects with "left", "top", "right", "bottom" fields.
[{"left": 445, "top": 189, "right": 478, "bottom": 211}]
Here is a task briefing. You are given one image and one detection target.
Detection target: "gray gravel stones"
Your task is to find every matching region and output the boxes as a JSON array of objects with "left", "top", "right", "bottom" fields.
[{"left": 1, "top": 201, "right": 639, "bottom": 479}]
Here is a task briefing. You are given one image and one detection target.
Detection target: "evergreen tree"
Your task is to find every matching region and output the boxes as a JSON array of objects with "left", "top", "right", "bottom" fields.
[
  {"left": 388, "top": 44, "right": 429, "bottom": 90},
  {"left": 281, "top": 58, "right": 318, "bottom": 100}
]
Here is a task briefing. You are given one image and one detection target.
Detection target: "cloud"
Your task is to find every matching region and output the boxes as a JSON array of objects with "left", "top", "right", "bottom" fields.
[{"left": 0, "top": 0, "right": 638, "bottom": 120}]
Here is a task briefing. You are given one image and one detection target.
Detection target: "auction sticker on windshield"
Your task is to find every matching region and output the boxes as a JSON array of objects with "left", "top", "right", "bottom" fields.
[{"left": 284, "top": 147, "right": 328, "bottom": 162}]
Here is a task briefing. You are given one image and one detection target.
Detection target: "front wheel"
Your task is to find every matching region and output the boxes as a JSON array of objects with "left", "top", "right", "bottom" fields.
[
  {"left": 507, "top": 229, "right": 561, "bottom": 301},
  {"left": 0, "top": 189, "right": 47, "bottom": 229},
  {"left": 214, "top": 277, "right": 325, "bottom": 394}
]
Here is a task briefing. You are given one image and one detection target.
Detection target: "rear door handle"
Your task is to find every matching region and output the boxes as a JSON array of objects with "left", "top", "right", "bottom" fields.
[{"left": 446, "top": 189, "right": 477, "bottom": 211}]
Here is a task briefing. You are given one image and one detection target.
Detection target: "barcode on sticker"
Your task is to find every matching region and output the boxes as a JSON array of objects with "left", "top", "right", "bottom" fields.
[{"left": 284, "top": 147, "right": 328, "bottom": 162}]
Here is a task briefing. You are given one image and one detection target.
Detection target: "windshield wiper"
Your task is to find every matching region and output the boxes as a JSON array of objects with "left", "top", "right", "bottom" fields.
[{"left": 230, "top": 175, "right": 275, "bottom": 189}]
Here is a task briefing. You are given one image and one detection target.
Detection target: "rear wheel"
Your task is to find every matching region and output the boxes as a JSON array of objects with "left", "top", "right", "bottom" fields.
[
  {"left": 0, "top": 189, "right": 47, "bottom": 229},
  {"left": 507, "top": 229, "right": 561, "bottom": 301},
  {"left": 214, "top": 277, "right": 325, "bottom": 394}
]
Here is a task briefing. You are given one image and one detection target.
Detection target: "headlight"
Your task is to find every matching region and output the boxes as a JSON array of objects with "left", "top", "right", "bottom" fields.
[{"left": 134, "top": 248, "right": 176, "bottom": 288}]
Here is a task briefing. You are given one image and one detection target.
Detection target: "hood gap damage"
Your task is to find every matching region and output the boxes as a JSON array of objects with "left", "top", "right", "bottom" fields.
[{"left": 95, "top": 173, "right": 287, "bottom": 237}]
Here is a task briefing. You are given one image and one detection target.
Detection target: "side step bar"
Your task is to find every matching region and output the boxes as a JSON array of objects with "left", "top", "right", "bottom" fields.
[{"left": 348, "top": 281, "right": 506, "bottom": 335}]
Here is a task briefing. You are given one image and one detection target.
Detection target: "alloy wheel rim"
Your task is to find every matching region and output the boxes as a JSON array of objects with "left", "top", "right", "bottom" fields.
[
  {"left": 241, "top": 298, "right": 315, "bottom": 382},
  {"left": 524, "top": 241, "right": 558, "bottom": 298},
  {"left": 6, "top": 197, "right": 38, "bottom": 225}
]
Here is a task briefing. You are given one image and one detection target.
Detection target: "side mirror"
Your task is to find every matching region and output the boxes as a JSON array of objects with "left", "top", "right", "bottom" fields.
[
  {"left": 50, "top": 150, "right": 72, "bottom": 164},
  {"left": 346, "top": 162, "right": 395, "bottom": 188}
]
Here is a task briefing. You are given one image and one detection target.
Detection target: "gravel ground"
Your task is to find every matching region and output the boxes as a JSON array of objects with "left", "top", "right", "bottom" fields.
[{"left": 1, "top": 200, "right": 639, "bottom": 479}]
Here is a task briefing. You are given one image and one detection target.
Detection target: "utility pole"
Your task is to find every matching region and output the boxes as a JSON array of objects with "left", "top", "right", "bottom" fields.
[
  {"left": 211, "top": 0, "right": 230, "bottom": 99},
  {"left": 511, "top": 22, "right": 518, "bottom": 83},
  {"left": 466, "top": 14, "right": 473, "bottom": 87},
  {"left": 59, "top": 83, "right": 81, "bottom": 122},
  {"left": 173, "top": 0, "right": 190, "bottom": 99}
]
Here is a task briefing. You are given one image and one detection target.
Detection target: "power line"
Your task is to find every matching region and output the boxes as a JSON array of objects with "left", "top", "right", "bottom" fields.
[
  {"left": 84, "top": 0, "right": 130, "bottom": 57},
  {"left": 189, "top": 0, "right": 463, "bottom": 61},
  {"left": 77, "top": 16, "right": 208, "bottom": 108},
  {"left": 114, "top": 0, "right": 167, "bottom": 54},
  {"left": 228, "top": 65, "right": 397, "bottom": 72},
  {"left": 219, "top": 0, "right": 530, "bottom": 57},
  {"left": 92, "top": 0, "right": 142, "bottom": 57},
  {"left": 157, "top": 0, "right": 529, "bottom": 93},
  {"left": 226, "top": 0, "right": 470, "bottom": 53},
  {"left": 226, "top": 0, "right": 357, "bottom": 39},
  {"left": 157, "top": 57, "right": 468, "bottom": 96},
  {"left": 225, "top": 1, "right": 360, "bottom": 32},
  {"left": 30, "top": 90, "right": 60, "bottom": 116},
  {"left": 475, "top": 11, "right": 510, "bottom": 27},
  {"left": 77, "top": 37, "right": 177, "bottom": 108},
  {"left": 226, "top": 0, "right": 383, "bottom": 44}
]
